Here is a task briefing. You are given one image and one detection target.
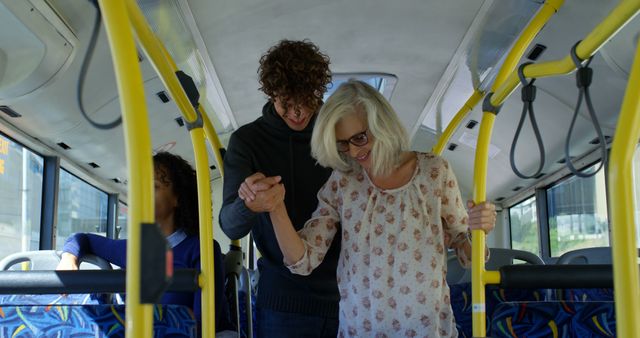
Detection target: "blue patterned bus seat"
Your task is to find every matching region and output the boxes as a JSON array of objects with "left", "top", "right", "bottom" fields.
[
  {"left": 450, "top": 282, "right": 548, "bottom": 338},
  {"left": 490, "top": 301, "right": 616, "bottom": 337},
  {"left": 555, "top": 288, "right": 614, "bottom": 302},
  {"left": 0, "top": 304, "right": 196, "bottom": 337},
  {"left": 0, "top": 293, "right": 122, "bottom": 305}
]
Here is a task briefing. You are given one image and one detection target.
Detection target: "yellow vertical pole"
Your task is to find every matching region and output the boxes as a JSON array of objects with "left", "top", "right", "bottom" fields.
[
  {"left": 471, "top": 112, "right": 495, "bottom": 336},
  {"left": 190, "top": 127, "right": 216, "bottom": 336},
  {"left": 124, "top": 3, "right": 218, "bottom": 335},
  {"left": 469, "top": 2, "right": 564, "bottom": 336},
  {"left": 97, "top": 0, "right": 154, "bottom": 337},
  {"left": 609, "top": 39, "right": 640, "bottom": 338}
]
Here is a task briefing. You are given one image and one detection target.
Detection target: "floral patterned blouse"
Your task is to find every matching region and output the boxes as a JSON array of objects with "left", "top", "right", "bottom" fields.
[{"left": 287, "top": 152, "right": 475, "bottom": 337}]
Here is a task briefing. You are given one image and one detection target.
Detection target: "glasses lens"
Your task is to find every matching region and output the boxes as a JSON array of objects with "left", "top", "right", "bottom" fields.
[
  {"left": 337, "top": 141, "right": 349, "bottom": 152},
  {"left": 351, "top": 133, "right": 368, "bottom": 146}
]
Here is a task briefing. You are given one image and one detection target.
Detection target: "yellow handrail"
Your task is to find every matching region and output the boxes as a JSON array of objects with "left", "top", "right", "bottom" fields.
[
  {"left": 492, "top": 0, "right": 565, "bottom": 89},
  {"left": 491, "top": 0, "right": 640, "bottom": 107},
  {"left": 608, "top": 39, "right": 640, "bottom": 338},
  {"left": 432, "top": 0, "right": 565, "bottom": 159},
  {"left": 201, "top": 106, "right": 225, "bottom": 176},
  {"left": 470, "top": 1, "right": 564, "bottom": 335},
  {"left": 124, "top": 2, "right": 217, "bottom": 336},
  {"left": 432, "top": 90, "right": 484, "bottom": 156},
  {"left": 98, "top": 0, "right": 155, "bottom": 336},
  {"left": 124, "top": 1, "right": 197, "bottom": 123}
]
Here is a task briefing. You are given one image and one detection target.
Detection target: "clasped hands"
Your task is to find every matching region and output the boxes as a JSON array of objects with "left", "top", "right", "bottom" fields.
[{"left": 238, "top": 172, "right": 286, "bottom": 212}]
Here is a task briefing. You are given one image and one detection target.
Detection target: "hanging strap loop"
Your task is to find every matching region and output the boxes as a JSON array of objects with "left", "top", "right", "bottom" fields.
[
  {"left": 510, "top": 62, "right": 545, "bottom": 179},
  {"left": 564, "top": 41, "right": 607, "bottom": 178}
]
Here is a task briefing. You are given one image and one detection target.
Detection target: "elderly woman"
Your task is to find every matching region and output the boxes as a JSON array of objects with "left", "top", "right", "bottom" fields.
[{"left": 252, "top": 80, "right": 495, "bottom": 337}]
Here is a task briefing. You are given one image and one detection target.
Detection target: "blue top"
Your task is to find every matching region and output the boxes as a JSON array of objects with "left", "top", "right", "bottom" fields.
[{"left": 62, "top": 232, "right": 234, "bottom": 332}]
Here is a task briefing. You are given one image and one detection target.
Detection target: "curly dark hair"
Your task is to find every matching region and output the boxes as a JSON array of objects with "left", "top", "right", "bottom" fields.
[
  {"left": 258, "top": 39, "right": 332, "bottom": 112},
  {"left": 153, "top": 152, "right": 199, "bottom": 236}
]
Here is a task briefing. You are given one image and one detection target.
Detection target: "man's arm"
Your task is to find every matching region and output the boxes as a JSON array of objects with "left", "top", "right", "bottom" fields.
[{"left": 219, "top": 133, "right": 259, "bottom": 240}]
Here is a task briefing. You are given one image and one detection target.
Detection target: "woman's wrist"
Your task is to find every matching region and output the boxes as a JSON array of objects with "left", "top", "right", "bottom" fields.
[{"left": 61, "top": 252, "right": 78, "bottom": 262}]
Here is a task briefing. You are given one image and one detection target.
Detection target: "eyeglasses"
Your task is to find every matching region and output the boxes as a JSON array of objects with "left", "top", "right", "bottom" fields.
[{"left": 336, "top": 130, "right": 369, "bottom": 152}]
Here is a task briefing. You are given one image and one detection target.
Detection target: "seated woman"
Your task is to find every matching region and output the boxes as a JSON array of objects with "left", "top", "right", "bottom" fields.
[
  {"left": 57, "top": 152, "right": 235, "bottom": 336},
  {"left": 258, "top": 80, "right": 496, "bottom": 337}
]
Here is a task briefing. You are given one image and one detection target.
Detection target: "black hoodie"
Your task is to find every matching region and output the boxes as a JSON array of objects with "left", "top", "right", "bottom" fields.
[{"left": 220, "top": 101, "right": 339, "bottom": 317}]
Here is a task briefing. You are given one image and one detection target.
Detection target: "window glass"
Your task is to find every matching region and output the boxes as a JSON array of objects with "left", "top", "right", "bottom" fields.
[
  {"left": 547, "top": 164, "right": 609, "bottom": 256},
  {"left": 0, "top": 134, "right": 43, "bottom": 259},
  {"left": 509, "top": 196, "right": 540, "bottom": 255},
  {"left": 117, "top": 201, "right": 128, "bottom": 239},
  {"left": 56, "top": 169, "right": 108, "bottom": 249},
  {"left": 324, "top": 73, "right": 397, "bottom": 101}
]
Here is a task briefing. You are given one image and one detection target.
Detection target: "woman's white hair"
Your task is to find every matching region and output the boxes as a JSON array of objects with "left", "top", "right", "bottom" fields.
[{"left": 311, "top": 79, "right": 409, "bottom": 176}]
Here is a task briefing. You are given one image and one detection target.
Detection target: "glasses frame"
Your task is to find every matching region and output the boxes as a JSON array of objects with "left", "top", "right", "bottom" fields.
[{"left": 337, "top": 129, "right": 369, "bottom": 152}]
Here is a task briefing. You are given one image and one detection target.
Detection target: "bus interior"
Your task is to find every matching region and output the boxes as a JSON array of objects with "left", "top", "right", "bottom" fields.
[{"left": 0, "top": 0, "right": 639, "bottom": 337}]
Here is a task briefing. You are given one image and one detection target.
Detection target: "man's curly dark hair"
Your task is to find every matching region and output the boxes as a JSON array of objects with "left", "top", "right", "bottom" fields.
[
  {"left": 259, "top": 39, "right": 332, "bottom": 112},
  {"left": 153, "top": 152, "right": 199, "bottom": 236}
]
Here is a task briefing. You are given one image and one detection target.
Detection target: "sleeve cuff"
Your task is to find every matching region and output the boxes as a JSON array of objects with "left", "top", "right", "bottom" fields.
[
  {"left": 236, "top": 197, "right": 256, "bottom": 218},
  {"left": 286, "top": 249, "right": 312, "bottom": 276}
]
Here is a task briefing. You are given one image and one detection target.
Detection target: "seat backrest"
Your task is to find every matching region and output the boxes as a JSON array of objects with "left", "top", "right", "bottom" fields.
[
  {"left": 556, "top": 247, "right": 619, "bottom": 264},
  {"left": 446, "top": 251, "right": 466, "bottom": 285},
  {"left": 0, "top": 250, "right": 61, "bottom": 270},
  {"left": 486, "top": 248, "right": 544, "bottom": 269},
  {"left": 447, "top": 248, "right": 544, "bottom": 285},
  {"left": 0, "top": 250, "right": 113, "bottom": 271},
  {"left": 553, "top": 247, "right": 640, "bottom": 301}
]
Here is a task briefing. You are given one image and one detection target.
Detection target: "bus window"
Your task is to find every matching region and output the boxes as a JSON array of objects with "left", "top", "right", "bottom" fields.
[
  {"left": 117, "top": 201, "right": 128, "bottom": 239},
  {"left": 547, "top": 163, "right": 609, "bottom": 257},
  {"left": 0, "top": 133, "right": 43, "bottom": 259},
  {"left": 509, "top": 196, "right": 539, "bottom": 256},
  {"left": 55, "top": 169, "right": 108, "bottom": 249}
]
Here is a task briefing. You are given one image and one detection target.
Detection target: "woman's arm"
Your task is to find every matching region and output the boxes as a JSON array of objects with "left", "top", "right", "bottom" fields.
[
  {"left": 438, "top": 156, "right": 495, "bottom": 265},
  {"left": 57, "top": 233, "right": 127, "bottom": 269},
  {"left": 270, "top": 202, "right": 307, "bottom": 266},
  {"left": 269, "top": 172, "right": 342, "bottom": 275}
]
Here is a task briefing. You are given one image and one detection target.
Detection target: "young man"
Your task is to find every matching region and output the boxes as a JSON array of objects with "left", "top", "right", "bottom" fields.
[{"left": 220, "top": 40, "right": 339, "bottom": 338}]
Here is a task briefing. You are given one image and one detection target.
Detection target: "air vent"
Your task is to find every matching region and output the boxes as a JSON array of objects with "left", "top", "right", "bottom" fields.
[
  {"left": 0, "top": 105, "right": 21, "bottom": 118},
  {"left": 557, "top": 156, "right": 574, "bottom": 164},
  {"left": 465, "top": 120, "right": 478, "bottom": 129},
  {"left": 589, "top": 135, "right": 612, "bottom": 145},
  {"left": 57, "top": 142, "right": 71, "bottom": 150},
  {"left": 534, "top": 172, "right": 546, "bottom": 179},
  {"left": 112, "top": 178, "right": 121, "bottom": 183},
  {"left": 88, "top": 162, "right": 100, "bottom": 169},
  {"left": 175, "top": 117, "right": 184, "bottom": 127},
  {"left": 210, "top": 165, "right": 216, "bottom": 170},
  {"left": 495, "top": 197, "right": 505, "bottom": 202},
  {"left": 157, "top": 91, "right": 170, "bottom": 103},
  {"left": 512, "top": 186, "right": 523, "bottom": 192},
  {"left": 447, "top": 143, "right": 458, "bottom": 151},
  {"left": 527, "top": 44, "right": 547, "bottom": 61}
]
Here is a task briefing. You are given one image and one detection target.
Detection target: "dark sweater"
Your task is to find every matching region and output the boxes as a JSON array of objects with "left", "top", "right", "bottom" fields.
[
  {"left": 220, "top": 101, "right": 340, "bottom": 317},
  {"left": 62, "top": 233, "right": 234, "bottom": 332}
]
